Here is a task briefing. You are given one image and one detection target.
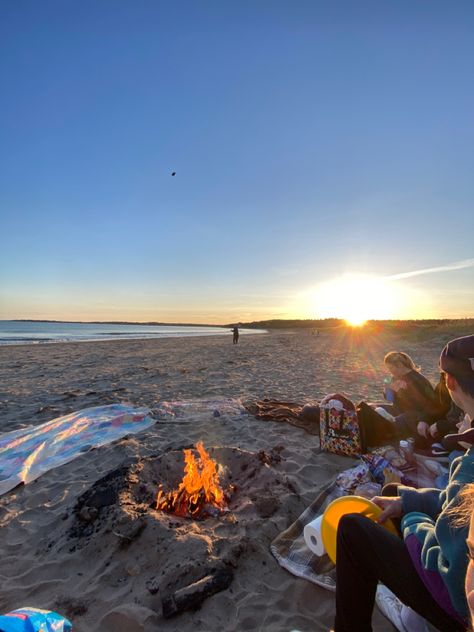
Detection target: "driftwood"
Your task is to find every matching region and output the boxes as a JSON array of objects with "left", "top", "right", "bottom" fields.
[{"left": 162, "top": 567, "right": 234, "bottom": 618}]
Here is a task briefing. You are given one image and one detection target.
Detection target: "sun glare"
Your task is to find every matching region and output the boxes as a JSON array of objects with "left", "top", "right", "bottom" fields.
[
  {"left": 303, "top": 274, "right": 410, "bottom": 322},
  {"left": 346, "top": 315, "right": 367, "bottom": 327}
]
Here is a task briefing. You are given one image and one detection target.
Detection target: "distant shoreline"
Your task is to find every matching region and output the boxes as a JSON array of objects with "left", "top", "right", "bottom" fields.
[
  {"left": 7, "top": 319, "right": 222, "bottom": 328},
  {"left": 5, "top": 317, "right": 474, "bottom": 330}
]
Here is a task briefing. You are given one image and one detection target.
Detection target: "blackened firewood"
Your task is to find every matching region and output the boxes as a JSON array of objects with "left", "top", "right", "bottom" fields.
[{"left": 161, "top": 567, "right": 234, "bottom": 618}]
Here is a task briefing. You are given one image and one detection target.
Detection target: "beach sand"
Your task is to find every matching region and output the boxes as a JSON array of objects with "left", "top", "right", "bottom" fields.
[{"left": 0, "top": 325, "right": 471, "bottom": 631}]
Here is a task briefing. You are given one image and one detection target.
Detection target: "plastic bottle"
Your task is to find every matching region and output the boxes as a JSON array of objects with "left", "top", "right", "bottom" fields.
[
  {"left": 399, "top": 440, "right": 414, "bottom": 464},
  {"left": 383, "top": 376, "right": 395, "bottom": 403}
]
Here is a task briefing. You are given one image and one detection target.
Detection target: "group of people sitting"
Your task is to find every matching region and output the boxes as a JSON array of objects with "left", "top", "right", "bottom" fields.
[
  {"left": 369, "top": 348, "right": 466, "bottom": 453},
  {"left": 333, "top": 334, "right": 474, "bottom": 631}
]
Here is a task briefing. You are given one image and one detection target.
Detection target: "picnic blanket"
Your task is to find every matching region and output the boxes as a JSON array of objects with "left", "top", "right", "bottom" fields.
[
  {"left": 0, "top": 404, "right": 154, "bottom": 496},
  {"left": 270, "top": 480, "right": 342, "bottom": 591},
  {"left": 270, "top": 451, "right": 447, "bottom": 591},
  {"left": 153, "top": 397, "right": 320, "bottom": 435}
]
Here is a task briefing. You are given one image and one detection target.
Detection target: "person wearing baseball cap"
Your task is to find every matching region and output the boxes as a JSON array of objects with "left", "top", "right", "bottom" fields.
[
  {"left": 333, "top": 335, "right": 474, "bottom": 632},
  {"left": 440, "top": 334, "right": 474, "bottom": 421}
]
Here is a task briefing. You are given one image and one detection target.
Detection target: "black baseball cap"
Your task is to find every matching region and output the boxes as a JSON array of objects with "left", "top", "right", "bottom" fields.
[{"left": 440, "top": 335, "right": 474, "bottom": 385}]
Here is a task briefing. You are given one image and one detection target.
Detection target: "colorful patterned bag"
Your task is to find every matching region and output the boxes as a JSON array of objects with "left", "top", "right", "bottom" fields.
[{"left": 319, "top": 393, "right": 365, "bottom": 457}]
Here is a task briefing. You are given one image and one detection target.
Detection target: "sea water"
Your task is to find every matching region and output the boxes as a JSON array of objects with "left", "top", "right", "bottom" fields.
[{"left": 0, "top": 321, "right": 264, "bottom": 345}]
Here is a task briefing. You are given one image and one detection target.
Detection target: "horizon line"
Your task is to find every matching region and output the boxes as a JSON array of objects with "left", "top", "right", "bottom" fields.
[{"left": 3, "top": 317, "right": 474, "bottom": 327}]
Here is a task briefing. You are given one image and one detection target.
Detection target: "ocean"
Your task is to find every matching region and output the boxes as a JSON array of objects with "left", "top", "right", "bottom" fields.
[{"left": 0, "top": 321, "right": 263, "bottom": 345}]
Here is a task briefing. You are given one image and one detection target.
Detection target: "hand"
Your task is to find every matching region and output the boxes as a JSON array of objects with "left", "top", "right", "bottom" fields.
[
  {"left": 457, "top": 414, "right": 471, "bottom": 434},
  {"left": 417, "top": 421, "right": 430, "bottom": 438},
  {"left": 429, "top": 423, "right": 439, "bottom": 438},
  {"left": 372, "top": 496, "right": 403, "bottom": 524}
]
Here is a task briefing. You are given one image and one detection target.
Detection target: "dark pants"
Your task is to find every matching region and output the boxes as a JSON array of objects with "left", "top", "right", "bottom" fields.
[
  {"left": 358, "top": 401, "right": 432, "bottom": 449},
  {"left": 334, "top": 483, "right": 465, "bottom": 632},
  {"left": 335, "top": 483, "right": 465, "bottom": 632},
  {"left": 334, "top": 513, "right": 464, "bottom": 632},
  {"left": 357, "top": 401, "right": 398, "bottom": 447},
  {"left": 334, "top": 514, "right": 465, "bottom": 632},
  {"left": 378, "top": 404, "right": 433, "bottom": 448}
]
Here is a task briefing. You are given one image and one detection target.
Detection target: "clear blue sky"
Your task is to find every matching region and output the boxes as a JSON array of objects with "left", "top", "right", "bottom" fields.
[{"left": 1, "top": 1, "right": 473, "bottom": 323}]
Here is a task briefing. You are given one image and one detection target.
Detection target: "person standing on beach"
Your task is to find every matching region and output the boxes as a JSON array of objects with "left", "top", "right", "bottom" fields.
[
  {"left": 232, "top": 326, "right": 239, "bottom": 344},
  {"left": 333, "top": 334, "right": 474, "bottom": 632}
]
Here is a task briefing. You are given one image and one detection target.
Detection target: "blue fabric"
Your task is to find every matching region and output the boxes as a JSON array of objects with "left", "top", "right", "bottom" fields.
[{"left": 0, "top": 608, "right": 72, "bottom": 632}]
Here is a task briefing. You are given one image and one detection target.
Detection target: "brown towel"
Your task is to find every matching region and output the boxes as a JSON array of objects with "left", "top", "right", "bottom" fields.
[{"left": 244, "top": 399, "right": 320, "bottom": 435}]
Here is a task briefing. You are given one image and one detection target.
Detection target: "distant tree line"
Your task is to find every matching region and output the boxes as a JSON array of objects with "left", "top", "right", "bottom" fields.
[{"left": 233, "top": 318, "right": 474, "bottom": 330}]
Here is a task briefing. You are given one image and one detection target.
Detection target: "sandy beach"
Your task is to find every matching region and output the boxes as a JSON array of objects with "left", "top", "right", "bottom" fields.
[
  {"left": 0, "top": 325, "right": 472, "bottom": 631},
  {"left": 2, "top": 0, "right": 473, "bottom": 628}
]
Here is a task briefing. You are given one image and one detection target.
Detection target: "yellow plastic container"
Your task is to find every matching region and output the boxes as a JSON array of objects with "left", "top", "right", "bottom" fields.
[{"left": 321, "top": 495, "right": 399, "bottom": 564}]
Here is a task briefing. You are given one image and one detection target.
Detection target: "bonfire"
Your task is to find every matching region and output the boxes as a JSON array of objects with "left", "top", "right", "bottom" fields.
[{"left": 156, "top": 442, "right": 228, "bottom": 519}]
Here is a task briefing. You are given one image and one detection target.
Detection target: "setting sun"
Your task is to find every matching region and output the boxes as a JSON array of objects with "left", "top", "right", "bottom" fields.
[{"left": 346, "top": 316, "right": 367, "bottom": 327}]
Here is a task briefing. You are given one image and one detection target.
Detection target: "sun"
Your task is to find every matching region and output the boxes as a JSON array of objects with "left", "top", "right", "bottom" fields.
[
  {"left": 345, "top": 315, "right": 367, "bottom": 327},
  {"left": 305, "top": 274, "right": 407, "bottom": 322}
]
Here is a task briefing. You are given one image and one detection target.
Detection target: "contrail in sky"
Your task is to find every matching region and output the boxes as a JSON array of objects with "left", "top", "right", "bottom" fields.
[{"left": 385, "top": 258, "right": 474, "bottom": 281}]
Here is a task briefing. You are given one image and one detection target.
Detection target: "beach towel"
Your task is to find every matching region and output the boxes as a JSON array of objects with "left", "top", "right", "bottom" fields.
[
  {"left": 243, "top": 399, "right": 320, "bottom": 435},
  {"left": 270, "top": 480, "right": 343, "bottom": 591},
  {"left": 0, "top": 404, "right": 154, "bottom": 496},
  {"left": 154, "top": 398, "right": 247, "bottom": 423}
]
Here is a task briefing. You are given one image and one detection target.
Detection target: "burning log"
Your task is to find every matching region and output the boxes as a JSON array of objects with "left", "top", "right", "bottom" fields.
[
  {"left": 162, "top": 567, "right": 234, "bottom": 618},
  {"left": 156, "top": 487, "right": 214, "bottom": 518},
  {"left": 156, "top": 442, "right": 228, "bottom": 519}
]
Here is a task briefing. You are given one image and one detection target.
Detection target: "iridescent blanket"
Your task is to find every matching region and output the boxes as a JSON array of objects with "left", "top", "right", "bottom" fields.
[{"left": 0, "top": 404, "right": 154, "bottom": 496}]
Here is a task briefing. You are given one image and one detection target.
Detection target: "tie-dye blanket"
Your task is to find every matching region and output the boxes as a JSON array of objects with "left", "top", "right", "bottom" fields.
[{"left": 0, "top": 404, "right": 154, "bottom": 496}]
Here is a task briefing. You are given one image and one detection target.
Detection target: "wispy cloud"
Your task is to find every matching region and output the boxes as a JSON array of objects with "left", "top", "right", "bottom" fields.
[{"left": 384, "top": 258, "right": 474, "bottom": 281}]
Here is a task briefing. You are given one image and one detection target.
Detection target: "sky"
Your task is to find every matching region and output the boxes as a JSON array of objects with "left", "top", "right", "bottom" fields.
[{"left": 1, "top": 0, "right": 473, "bottom": 324}]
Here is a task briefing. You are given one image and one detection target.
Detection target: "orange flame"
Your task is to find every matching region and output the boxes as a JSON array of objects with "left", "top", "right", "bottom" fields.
[{"left": 156, "top": 442, "right": 227, "bottom": 518}]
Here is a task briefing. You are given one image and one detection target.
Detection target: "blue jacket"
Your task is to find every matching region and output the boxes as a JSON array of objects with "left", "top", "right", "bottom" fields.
[{"left": 399, "top": 445, "right": 474, "bottom": 625}]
